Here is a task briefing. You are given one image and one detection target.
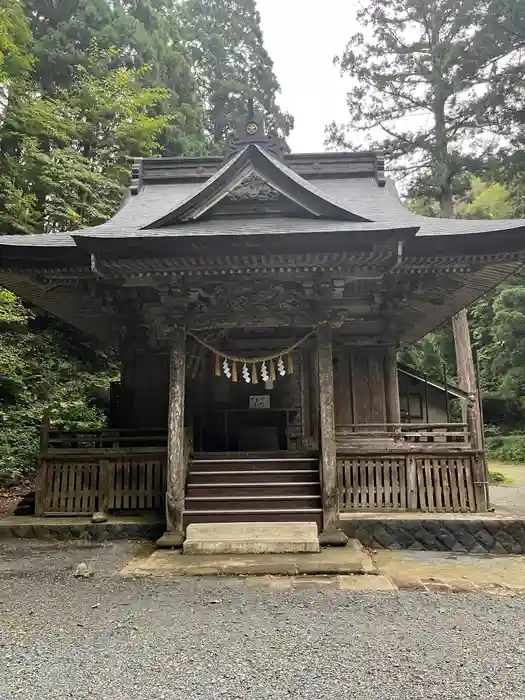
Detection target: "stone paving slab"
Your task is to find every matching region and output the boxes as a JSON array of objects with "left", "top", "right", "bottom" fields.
[
  {"left": 120, "top": 546, "right": 525, "bottom": 595},
  {"left": 121, "top": 540, "right": 375, "bottom": 577},
  {"left": 372, "top": 550, "right": 525, "bottom": 593},
  {"left": 338, "top": 574, "right": 397, "bottom": 591}
]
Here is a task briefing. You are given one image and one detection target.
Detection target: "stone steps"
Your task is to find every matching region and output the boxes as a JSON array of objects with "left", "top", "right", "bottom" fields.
[
  {"left": 182, "top": 521, "right": 321, "bottom": 555},
  {"left": 185, "top": 494, "right": 321, "bottom": 511},
  {"left": 191, "top": 456, "right": 317, "bottom": 472}
]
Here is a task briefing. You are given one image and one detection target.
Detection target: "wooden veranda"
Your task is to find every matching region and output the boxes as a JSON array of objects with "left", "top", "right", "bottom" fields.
[{"left": 36, "top": 419, "right": 485, "bottom": 519}]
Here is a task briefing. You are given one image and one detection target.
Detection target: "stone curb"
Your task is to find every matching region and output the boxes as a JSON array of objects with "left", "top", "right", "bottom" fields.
[
  {"left": 5, "top": 516, "right": 525, "bottom": 558},
  {"left": 342, "top": 518, "right": 525, "bottom": 554},
  {"left": 0, "top": 522, "right": 165, "bottom": 542}
]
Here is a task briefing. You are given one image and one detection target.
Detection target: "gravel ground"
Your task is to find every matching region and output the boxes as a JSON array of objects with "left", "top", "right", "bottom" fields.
[
  {"left": 489, "top": 462, "right": 525, "bottom": 516},
  {"left": 1, "top": 540, "right": 525, "bottom": 700}
]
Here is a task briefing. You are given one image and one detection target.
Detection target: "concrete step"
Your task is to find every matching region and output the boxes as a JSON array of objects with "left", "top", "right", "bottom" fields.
[
  {"left": 183, "top": 508, "right": 323, "bottom": 529},
  {"left": 185, "top": 495, "right": 321, "bottom": 511},
  {"left": 188, "top": 469, "right": 319, "bottom": 484},
  {"left": 183, "top": 521, "right": 321, "bottom": 555},
  {"left": 190, "top": 457, "right": 318, "bottom": 472},
  {"left": 186, "top": 482, "right": 320, "bottom": 498}
]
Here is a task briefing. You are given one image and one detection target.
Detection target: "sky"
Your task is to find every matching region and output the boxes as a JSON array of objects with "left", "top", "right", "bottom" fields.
[{"left": 257, "top": 0, "right": 358, "bottom": 153}]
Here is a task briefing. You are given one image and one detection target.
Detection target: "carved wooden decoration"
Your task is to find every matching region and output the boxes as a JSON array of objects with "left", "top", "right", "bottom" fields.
[
  {"left": 226, "top": 172, "right": 282, "bottom": 202},
  {"left": 184, "top": 282, "right": 316, "bottom": 329}
]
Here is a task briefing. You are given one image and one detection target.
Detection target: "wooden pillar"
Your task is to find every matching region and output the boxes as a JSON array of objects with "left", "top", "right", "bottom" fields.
[
  {"left": 317, "top": 326, "right": 348, "bottom": 545},
  {"left": 384, "top": 346, "right": 401, "bottom": 425},
  {"left": 452, "top": 309, "right": 488, "bottom": 510},
  {"left": 157, "top": 328, "right": 187, "bottom": 548}
]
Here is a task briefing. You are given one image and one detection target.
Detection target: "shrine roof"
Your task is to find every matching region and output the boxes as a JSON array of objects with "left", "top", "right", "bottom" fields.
[
  {"left": 3, "top": 173, "right": 525, "bottom": 253},
  {"left": 2, "top": 136, "right": 525, "bottom": 255}
]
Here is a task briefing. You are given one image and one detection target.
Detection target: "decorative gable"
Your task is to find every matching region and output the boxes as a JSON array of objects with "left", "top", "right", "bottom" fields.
[{"left": 142, "top": 144, "right": 372, "bottom": 229}]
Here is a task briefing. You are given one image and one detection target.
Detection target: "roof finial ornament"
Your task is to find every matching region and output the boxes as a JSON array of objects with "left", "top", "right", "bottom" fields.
[
  {"left": 247, "top": 97, "right": 255, "bottom": 120},
  {"left": 224, "top": 96, "right": 284, "bottom": 161}
]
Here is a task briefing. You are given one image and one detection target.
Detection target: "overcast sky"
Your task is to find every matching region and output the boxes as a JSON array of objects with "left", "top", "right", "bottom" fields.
[{"left": 257, "top": 0, "right": 357, "bottom": 153}]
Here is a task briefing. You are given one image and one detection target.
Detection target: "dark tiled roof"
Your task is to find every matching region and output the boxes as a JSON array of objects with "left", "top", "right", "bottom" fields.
[
  {"left": 2, "top": 145, "right": 525, "bottom": 250},
  {"left": 76, "top": 218, "right": 416, "bottom": 240}
]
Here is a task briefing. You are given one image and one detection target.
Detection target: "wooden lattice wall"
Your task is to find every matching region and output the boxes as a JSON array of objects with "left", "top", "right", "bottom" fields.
[
  {"left": 36, "top": 453, "right": 166, "bottom": 516},
  {"left": 337, "top": 452, "right": 484, "bottom": 513}
]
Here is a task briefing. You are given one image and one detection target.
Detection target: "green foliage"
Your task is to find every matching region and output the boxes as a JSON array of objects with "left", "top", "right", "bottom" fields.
[
  {"left": 328, "top": 0, "right": 525, "bottom": 216},
  {"left": 403, "top": 175, "right": 525, "bottom": 410},
  {"left": 488, "top": 470, "right": 510, "bottom": 484},
  {"left": 487, "top": 435, "right": 525, "bottom": 465},
  {"left": 0, "top": 289, "right": 118, "bottom": 483},
  {"left": 178, "top": 0, "right": 293, "bottom": 147},
  {"left": 398, "top": 321, "right": 456, "bottom": 384},
  {"left": 0, "top": 0, "right": 32, "bottom": 84},
  {"left": 456, "top": 178, "right": 514, "bottom": 220},
  {"left": 25, "top": 0, "right": 207, "bottom": 156},
  {"left": 0, "top": 45, "right": 172, "bottom": 234}
]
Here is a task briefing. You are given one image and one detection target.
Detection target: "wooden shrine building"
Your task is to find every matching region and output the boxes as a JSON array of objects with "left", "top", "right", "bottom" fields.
[{"left": 2, "top": 109, "right": 525, "bottom": 546}]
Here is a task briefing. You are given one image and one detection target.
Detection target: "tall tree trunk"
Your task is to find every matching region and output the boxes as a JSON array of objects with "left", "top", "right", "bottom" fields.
[{"left": 430, "top": 16, "right": 454, "bottom": 219}]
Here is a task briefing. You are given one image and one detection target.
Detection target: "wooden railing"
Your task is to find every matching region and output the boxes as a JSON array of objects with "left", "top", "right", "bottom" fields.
[
  {"left": 35, "top": 426, "right": 196, "bottom": 517},
  {"left": 41, "top": 427, "right": 168, "bottom": 454},
  {"left": 336, "top": 423, "right": 470, "bottom": 451},
  {"left": 35, "top": 451, "right": 167, "bottom": 516},
  {"left": 336, "top": 450, "right": 487, "bottom": 513}
]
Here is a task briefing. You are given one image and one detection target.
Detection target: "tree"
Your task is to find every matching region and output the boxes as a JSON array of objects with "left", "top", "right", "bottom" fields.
[
  {"left": 327, "top": 0, "right": 525, "bottom": 216},
  {"left": 0, "top": 288, "right": 118, "bottom": 483},
  {"left": 0, "top": 0, "right": 32, "bottom": 116},
  {"left": 0, "top": 48, "right": 172, "bottom": 234},
  {"left": 24, "top": 0, "right": 206, "bottom": 156},
  {"left": 178, "top": 0, "right": 293, "bottom": 147},
  {"left": 0, "top": 0, "right": 31, "bottom": 79},
  {"left": 405, "top": 175, "right": 525, "bottom": 401}
]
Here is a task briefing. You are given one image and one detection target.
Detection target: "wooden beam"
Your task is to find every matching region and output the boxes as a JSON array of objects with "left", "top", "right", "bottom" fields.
[
  {"left": 384, "top": 345, "right": 401, "bottom": 425},
  {"left": 317, "top": 326, "right": 348, "bottom": 545},
  {"left": 157, "top": 327, "right": 187, "bottom": 547},
  {"left": 452, "top": 309, "right": 487, "bottom": 510}
]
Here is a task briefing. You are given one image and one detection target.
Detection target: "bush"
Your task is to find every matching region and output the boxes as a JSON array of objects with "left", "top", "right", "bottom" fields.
[
  {"left": 0, "top": 292, "right": 117, "bottom": 485},
  {"left": 489, "top": 470, "right": 511, "bottom": 484},
  {"left": 482, "top": 395, "right": 525, "bottom": 432},
  {"left": 487, "top": 434, "right": 525, "bottom": 464}
]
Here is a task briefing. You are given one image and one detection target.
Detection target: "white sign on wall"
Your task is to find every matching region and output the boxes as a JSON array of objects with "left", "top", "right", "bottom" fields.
[{"left": 249, "top": 395, "right": 270, "bottom": 409}]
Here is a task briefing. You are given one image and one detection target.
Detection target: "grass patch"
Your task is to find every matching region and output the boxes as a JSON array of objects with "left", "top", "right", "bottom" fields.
[{"left": 489, "top": 470, "right": 512, "bottom": 485}]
